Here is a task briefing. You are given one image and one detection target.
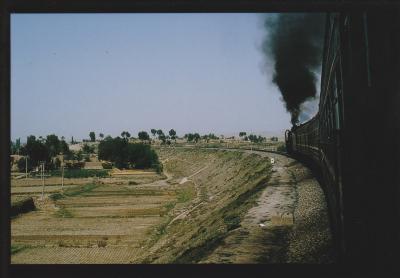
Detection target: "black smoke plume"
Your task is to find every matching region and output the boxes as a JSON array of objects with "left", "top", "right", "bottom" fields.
[{"left": 262, "top": 14, "right": 325, "bottom": 125}]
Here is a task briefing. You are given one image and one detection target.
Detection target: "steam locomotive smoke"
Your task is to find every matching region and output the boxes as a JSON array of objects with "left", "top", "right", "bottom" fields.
[{"left": 262, "top": 14, "right": 325, "bottom": 125}]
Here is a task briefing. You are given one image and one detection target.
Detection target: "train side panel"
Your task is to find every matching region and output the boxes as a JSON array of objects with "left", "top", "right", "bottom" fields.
[{"left": 287, "top": 10, "right": 400, "bottom": 269}]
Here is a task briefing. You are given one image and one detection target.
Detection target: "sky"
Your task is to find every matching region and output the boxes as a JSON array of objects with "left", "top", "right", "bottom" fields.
[{"left": 11, "top": 13, "right": 292, "bottom": 142}]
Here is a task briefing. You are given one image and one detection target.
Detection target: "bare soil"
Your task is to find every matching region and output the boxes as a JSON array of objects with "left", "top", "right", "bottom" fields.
[{"left": 11, "top": 147, "right": 333, "bottom": 264}]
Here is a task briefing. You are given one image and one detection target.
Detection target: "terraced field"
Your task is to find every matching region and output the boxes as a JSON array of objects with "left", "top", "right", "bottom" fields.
[
  {"left": 11, "top": 148, "right": 274, "bottom": 263},
  {"left": 11, "top": 172, "right": 174, "bottom": 263}
]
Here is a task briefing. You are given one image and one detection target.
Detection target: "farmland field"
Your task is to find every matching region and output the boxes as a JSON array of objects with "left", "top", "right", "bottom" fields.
[
  {"left": 11, "top": 148, "right": 274, "bottom": 263},
  {"left": 11, "top": 168, "right": 173, "bottom": 263}
]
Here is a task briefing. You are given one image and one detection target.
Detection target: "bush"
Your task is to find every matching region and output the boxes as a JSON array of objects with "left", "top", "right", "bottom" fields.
[
  {"left": 223, "top": 214, "right": 241, "bottom": 231},
  {"left": 65, "top": 161, "right": 85, "bottom": 169},
  {"left": 102, "top": 162, "right": 113, "bottom": 169},
  {"left": 54, "top": 157, "right": 61, "bottom": 169},
  {"left": 11, "top": 197, "right": 35, "bottom": 217},
  {"left": 82, "top": 144, "right": 95, "bottom": 154},
  {"left": 154, "top": 162, "right": 163, "bottom": 174},
  {"left": 97, "top": 240, "right": 107, "bottom": 248},
  {"left": 50, "top": 169, "right": 109, "bottom": 178},
  {"left": 277, "top": 144, "right": 287, "bottom": 152}
]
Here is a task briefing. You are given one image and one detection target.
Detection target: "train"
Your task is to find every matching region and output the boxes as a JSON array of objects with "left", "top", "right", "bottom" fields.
[{"left": 285, "top": 10, "right": 400, "bottom": 269}]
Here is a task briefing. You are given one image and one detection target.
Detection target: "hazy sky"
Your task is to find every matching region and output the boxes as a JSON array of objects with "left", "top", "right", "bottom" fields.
[{"left": 11, "top": 13, "right": 291, "bottom": 141}]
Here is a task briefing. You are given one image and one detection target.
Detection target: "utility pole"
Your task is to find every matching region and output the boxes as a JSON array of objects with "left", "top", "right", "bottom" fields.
[
  {"left": 60, "top": 152, "right": 64, "bottom": 190},
  {"left": 61, "top": 163, "right": 64, "bottom": 190},
  {"left": 25, "top": 156, "right": 28, "bottom": 180},
  {"left": 41, "top": 162, "right": 45, "bottom": 200}
]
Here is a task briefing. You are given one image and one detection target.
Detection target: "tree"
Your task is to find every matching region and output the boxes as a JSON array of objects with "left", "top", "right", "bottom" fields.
[
  {"left": 11, "top": 139, "right": 21, "bottom": 155},
  {"left": 121, "top": 131, "right": 131, "bottom": 140},
  {"left": 10, "top": 141, "right": 15, "bottom": 155},
  {"left": 169, "top": 129, "right": 177, "bottom": 142},
  {"left": 98, "top": 136, "right": 160, "bottom": 170},
  {"left": 207, "top": 133, "right": 219, "bottom": 140},
  {"left": 239, "top": 132, "right": 247, "bottom": 138},
  {"left": 193, "top": 133, "right": 200, "bottom": 143},
  {"left": 82, "top": 144, "right": 94, "bottom": 154},
  {"left": 151, "top": 129, "right": 157, "bottom": 139},
  {"left": 138, "top": 131, "right": 150, "bottom": 142},
  {"left": 75, "top": 150, "right": 83, "bottom": 161},
  {"left": 156, "top": 129, "right": 164, "bottom": 137},
  {"left": 247, "top": 134, "right": 264, "bottom": 143},
  {"left": 248, "top": 134, "right": 256, "bottom": 143},
  {"left": 21, "top": 135, "right": 51, "bottom": 168},
  {"left": 185, "top": 133, "right": 194, "bottom": 142},
  {"left": 270, "top": 136, "right": 278, "bottom": 142},
  {"left": 99, "top": 133, "right": 104, "bottom": 140},
  {"left": 54, "top": 157, "right": 61, "bottom": 169},
  {"left": 159, "top": 134, "right": 167, "bottom": 144},
  {"left": 89, "top": 132, "right": 96, "bottom": 142},
  {"left": 15, "top": 138, "right": 21, "bottom": 154},
  {"left": 60, "top": 139, "right": 70, "bottom": 155},
  {"left": 45, "top": 134, "right": 61, "bottom": 157}
]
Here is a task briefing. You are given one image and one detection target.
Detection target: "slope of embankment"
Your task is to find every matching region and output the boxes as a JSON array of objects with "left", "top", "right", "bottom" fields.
[{"left": 135, "top": 147, "right": 273, "bottom": 263}]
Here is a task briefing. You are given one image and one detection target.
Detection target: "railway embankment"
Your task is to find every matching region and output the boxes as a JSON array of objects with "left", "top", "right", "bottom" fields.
[
  {"left": 196, "top": 150, "right": 334, "bottom": 263},
  {"left": 137, "top": 148, "right": 333, "bottom": 263}
]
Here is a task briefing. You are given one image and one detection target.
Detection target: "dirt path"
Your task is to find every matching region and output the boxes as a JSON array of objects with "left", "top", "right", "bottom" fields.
[
  {"left": 168, "top": 164, "right": 210, "bottom": 225},
  {"left": 200, "top": 150, "right": 333, "bottom": 263}
]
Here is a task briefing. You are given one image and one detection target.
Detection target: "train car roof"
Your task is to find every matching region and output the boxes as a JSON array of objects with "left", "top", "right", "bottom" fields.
[{"left": 291, "top": 112, "right": 319, "bottom": 132}]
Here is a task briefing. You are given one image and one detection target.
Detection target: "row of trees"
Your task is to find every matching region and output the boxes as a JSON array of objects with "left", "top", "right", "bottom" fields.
[
  {"left": 150, "top": 129, "right": 177, "bottom": 143},
  {"left": 98, "top": 136, "right": 161, "bottom": 171},
  {"left": 86, "top": 130, "right": 177, "bottom": 145},
  {"left": 183, "top": 133, "right": 220, "bottom": 143},
  {"left": 247, "top": 134, "right": 266, "bottom": 143},
  {"left": 184, "top": 133, "right": 201, "bottom": 143},
  {"left": 239, "top": 132, "right": 279, "bottom": 143},
  {"left": 10, "top": 138, "right": 21, "bottom": 155},
  {"left": 15, "top": 135, "right": 71, "bottom": 171}
]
